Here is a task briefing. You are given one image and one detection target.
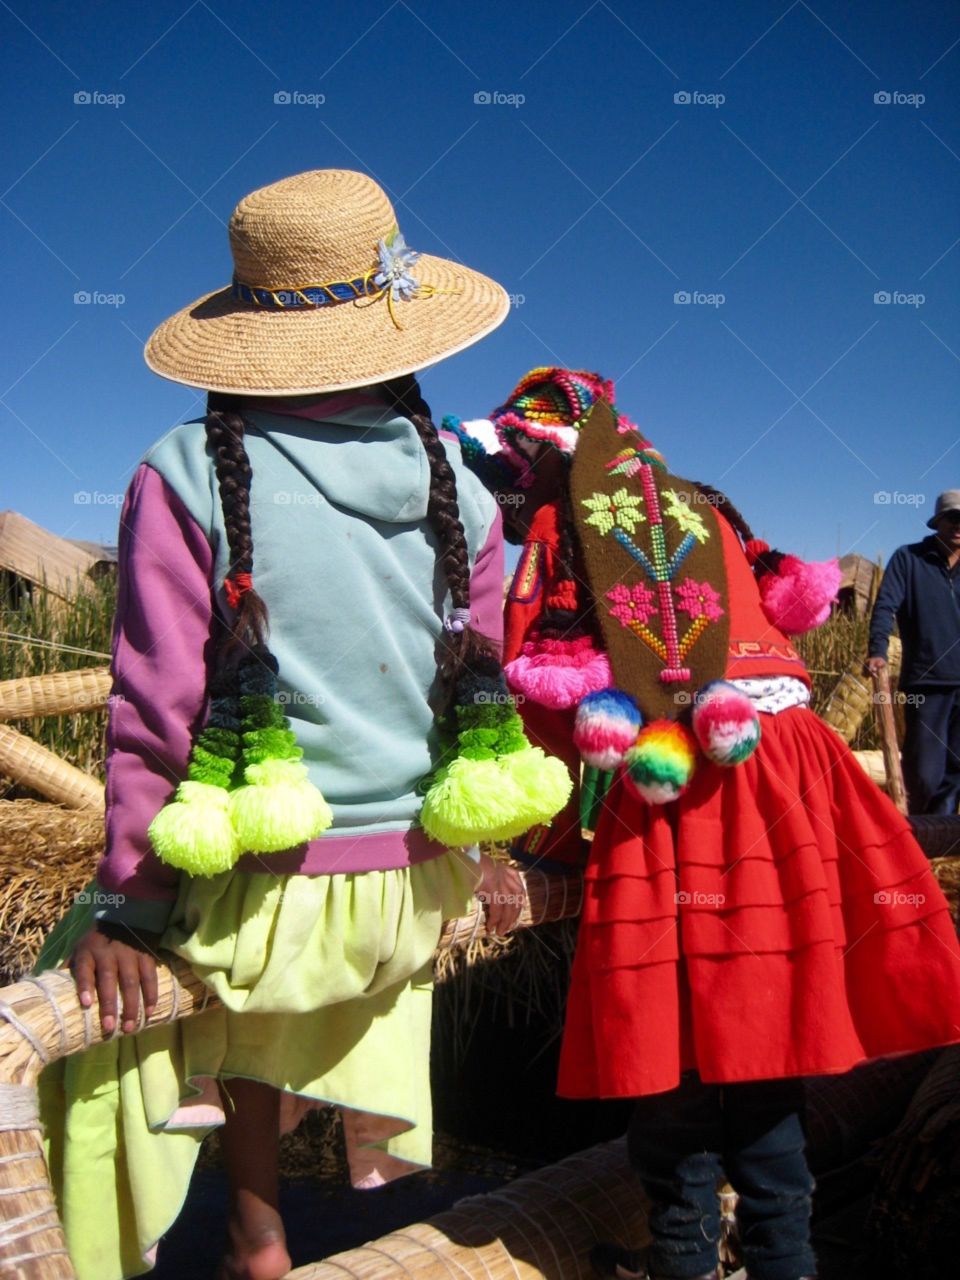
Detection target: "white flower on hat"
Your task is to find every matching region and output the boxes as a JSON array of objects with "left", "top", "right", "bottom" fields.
[{"left": 375, "top": 229, "right": 421, "bottom": 301}]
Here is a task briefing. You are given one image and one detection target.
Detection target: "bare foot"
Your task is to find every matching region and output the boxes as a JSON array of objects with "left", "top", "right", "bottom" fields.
[{"left": 217, "top": 1205, "right": 291, "bottom": 1280}]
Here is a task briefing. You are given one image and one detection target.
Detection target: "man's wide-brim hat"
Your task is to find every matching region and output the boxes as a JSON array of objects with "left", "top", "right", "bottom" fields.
[{"left": 145, "top": 169, "right": 510, "bottom": 395}]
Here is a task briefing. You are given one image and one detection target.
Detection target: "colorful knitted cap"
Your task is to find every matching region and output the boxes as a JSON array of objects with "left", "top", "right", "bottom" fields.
[
  {"left": 445, "top": 367, "right": 662, "bottom": 489},
  {"left": 493, "top": 367, "right": 632, "bottom": 455}
]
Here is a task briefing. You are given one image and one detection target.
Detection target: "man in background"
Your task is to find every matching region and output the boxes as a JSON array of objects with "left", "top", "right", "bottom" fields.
[{"left": 868, "top": 490, "right": 960, "bottom": 814}]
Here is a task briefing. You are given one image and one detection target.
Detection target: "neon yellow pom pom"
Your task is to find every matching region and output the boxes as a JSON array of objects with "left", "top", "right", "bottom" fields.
[
  {"left": 148, "top": 780, "right": 239, "bottom": 877},
  {"left": 496, "top": 747, "right": 573, "bottom": 836},
  {"left": 229, "top": 758, "right": 333, "bottom": 854},
  {"left": 420, "top": 756, "right": 528, "bottom": 847}
]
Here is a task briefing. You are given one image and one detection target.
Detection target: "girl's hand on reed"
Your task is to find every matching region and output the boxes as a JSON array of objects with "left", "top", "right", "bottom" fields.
[
  {"left": 70, "top": 926, "right": 160, "bottom": 1035},
  {"left": 475, "top": 853, "right": 525, "bottom": 936}
]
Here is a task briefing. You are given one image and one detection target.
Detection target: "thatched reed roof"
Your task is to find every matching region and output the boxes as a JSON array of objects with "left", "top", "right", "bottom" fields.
[
  {"left": 838, "top": 553, "right": 882, "bottom": 615},
  {"left": 0, "top": 510, "right": 114, "bottom": 600}
]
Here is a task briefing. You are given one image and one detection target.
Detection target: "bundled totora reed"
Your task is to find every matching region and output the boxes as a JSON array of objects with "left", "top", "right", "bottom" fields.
[{"left": 0, "top": 801, "right": 103, "bottom": 986}]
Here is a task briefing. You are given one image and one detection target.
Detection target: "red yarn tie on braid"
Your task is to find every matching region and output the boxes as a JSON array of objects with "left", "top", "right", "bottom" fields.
[
  {"left": 224, "top": 572, "right": 253, "bottom": 609},
  {"left": 744, "top": 539, "right": 770, "bottom": 568},
  {"left": 547, "top": 579, "right": 579, "bottom": 612}
]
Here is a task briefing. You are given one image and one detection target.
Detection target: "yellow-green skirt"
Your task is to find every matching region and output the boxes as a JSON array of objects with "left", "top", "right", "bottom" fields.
[{"left": 38, "top": 850, "right": 481, "bottom": 1280}]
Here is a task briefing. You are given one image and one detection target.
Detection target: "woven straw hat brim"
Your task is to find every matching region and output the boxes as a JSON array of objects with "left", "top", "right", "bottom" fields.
[{"left": 144, "top": 253, "right": 509, "bottom": 395}]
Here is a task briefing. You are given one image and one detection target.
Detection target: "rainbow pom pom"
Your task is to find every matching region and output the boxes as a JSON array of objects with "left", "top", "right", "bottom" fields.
[
  {"left": 623, "top": 720, "right": 698, "bottom": 805},
  {"left": 692, "top": 680, "right": 761, "bottom": 766},
  {"left": 573, "top": 688, "right": 643, "bottom": 769}
]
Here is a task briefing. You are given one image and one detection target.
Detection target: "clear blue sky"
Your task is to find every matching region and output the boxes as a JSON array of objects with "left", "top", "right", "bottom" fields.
[{"left": 3, "top": 0, "right": 958, "bottom": 566}]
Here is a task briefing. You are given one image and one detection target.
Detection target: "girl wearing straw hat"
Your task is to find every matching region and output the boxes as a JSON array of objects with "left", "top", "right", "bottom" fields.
[
  {"left": 450, "top": 367, "right": 960, "bottom": 1280},
  {"left": 37, "top": 171, "right": 571, "bottom": 1280}
]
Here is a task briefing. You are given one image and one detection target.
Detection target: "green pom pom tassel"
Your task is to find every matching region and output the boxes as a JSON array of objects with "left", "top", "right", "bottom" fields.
[
  {"left": 241, "top": 726, "right": 303, "bottom": 763},
  {"left": 188, "top": 746, "right": 236, "bottom": 788},
  {"left": 230, "top": 758, "right": 333, "bottom": 853},
  {"left": 227, "top": 655, "right": 334, "bottom": 854},
  {"left": 419, "top": 747, "right": 572, "bottom": 847},
  {"left": 456, "top": 700, "right": 516, "bottom": 731},
  {"left": 458, "top": 725, "right": 502, "bottom": 758},
  {"left": 420, "top": 756, "right": 528, "bottom": 847},
  {"left": 148, "top": 680, "right": 243, "bottom": 875},
  {"left": 148, "top": 780, "right": 240, "bottom": 877},
  {"left": 490, "top": 713, "right": 528, "bottom": 756},
  {"left": 495, "top": 747, "right": 573, "bottom": 836},
  {"left": 420, "top": 654, "right": 573, "bottom": 846}
]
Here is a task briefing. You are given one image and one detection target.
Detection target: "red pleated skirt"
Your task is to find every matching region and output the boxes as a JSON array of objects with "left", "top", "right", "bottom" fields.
[{"left": 557, "top": 706, "right": 960, "bottom": 1099}]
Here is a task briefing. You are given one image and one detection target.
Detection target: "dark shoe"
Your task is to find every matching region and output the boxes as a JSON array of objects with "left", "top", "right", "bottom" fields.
[{"left": 589, "top": 1242, "right": 722, "bottom": 1279}]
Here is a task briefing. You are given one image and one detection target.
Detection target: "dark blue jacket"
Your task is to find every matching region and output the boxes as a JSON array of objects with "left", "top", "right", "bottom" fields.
[{"left": 869, "top": 536, "right": 960, "bottom": 686}]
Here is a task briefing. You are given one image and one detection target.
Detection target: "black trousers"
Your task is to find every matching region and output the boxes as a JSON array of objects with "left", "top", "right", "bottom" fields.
[
  {"left": 627, "top": 1073, "right": 816, "bottom": 1280},
  {"left": 902, "top": 685, "right": 960, "bottom": 815}
]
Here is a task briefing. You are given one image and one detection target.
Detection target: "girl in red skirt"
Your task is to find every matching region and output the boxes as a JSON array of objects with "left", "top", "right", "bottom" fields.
[{"left": 448, "top": 368, "right": 960, "bottom": 1280}]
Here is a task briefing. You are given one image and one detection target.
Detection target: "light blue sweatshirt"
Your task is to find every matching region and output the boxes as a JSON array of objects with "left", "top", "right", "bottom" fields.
[{"left": 97, "top": 399, "right": 503, "bottom": 932}]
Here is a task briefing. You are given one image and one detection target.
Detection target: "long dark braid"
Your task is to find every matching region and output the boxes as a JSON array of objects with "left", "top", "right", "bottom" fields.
[
  {"left": 380, "top": 373, "right": 499, "bottom": 699},
  {"left": 692, "top": 480, "right": 785, "bottom": 579},
  {"left": 205, "top": 393, "right": 271, "bottom": 668}
]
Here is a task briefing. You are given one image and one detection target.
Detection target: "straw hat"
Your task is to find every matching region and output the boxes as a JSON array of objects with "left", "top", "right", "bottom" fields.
[{"left": 144, "top": 169, "right": 510, "bottom": 395}]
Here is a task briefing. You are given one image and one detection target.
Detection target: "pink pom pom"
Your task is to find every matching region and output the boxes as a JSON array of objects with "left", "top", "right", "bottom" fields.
[
  {"left": 759, "top": 556, "right": 841, "bottom": 635},
  {"left": 505, "top": 637, "right": 612, "bottom": 709},
  {"left": 691, "top": 681, "right": 761, "bottom": 766}
]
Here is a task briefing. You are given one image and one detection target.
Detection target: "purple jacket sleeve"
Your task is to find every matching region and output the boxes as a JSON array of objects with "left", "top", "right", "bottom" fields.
[
  {"left": 469, "top": 506, "right": 505, "bottom": 651},
  {"left": 95, "top": 464, "right": 215, "bottom": 933}
]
